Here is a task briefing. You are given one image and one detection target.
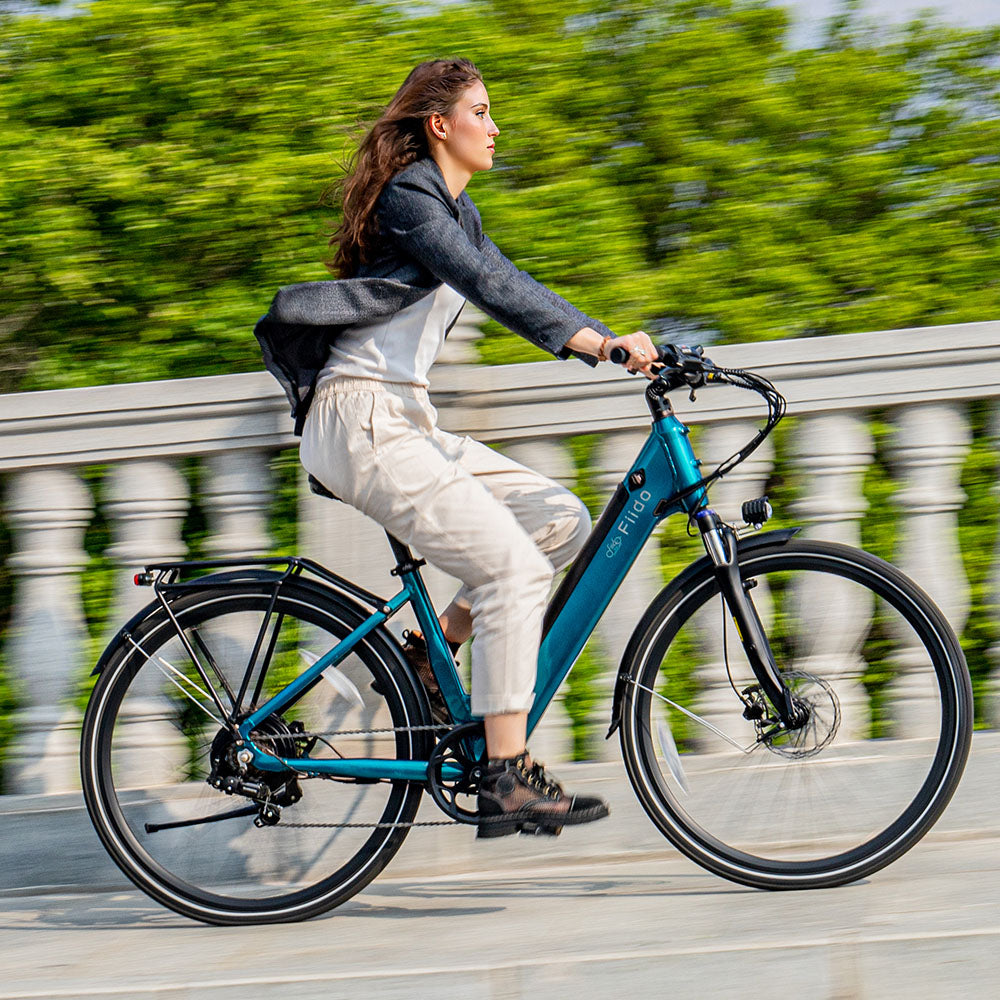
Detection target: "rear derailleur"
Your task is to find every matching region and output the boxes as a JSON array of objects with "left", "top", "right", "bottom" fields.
[{"left": 207, "top": 716, "right": 315, "bottom": 827}]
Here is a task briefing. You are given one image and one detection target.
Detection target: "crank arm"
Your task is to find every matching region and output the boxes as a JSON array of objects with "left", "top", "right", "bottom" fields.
[
  {"left": 696, "top": 511, "right": 801, "bottom": 728},
  {"left": 144, "top": 804, "right": 258, "bottom": 834}
]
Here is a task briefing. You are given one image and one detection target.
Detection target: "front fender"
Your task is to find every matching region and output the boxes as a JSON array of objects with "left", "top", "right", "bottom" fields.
[{"left": 606, "top": 527, "right": 801, "bottom": 738}]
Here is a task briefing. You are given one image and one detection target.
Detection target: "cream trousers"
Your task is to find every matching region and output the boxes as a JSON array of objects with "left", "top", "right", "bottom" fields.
[{"left": 299, "top": 378, "right": 591, "bottom": 715}]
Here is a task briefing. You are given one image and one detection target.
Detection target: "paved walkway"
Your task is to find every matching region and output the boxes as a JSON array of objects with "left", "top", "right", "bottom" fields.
[
  {"left": 4, "top": 836, "right": 999, "bottom": 999},
  {"left": 4, "top": 735, "right": 1000, "bottom": 999}
]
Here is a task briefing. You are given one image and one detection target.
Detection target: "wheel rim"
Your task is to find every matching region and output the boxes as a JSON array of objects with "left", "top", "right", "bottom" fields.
[
  {"left": 85, "top": 587, "right": 425, "bottom": 918},
  {"left": 625, "top": 545, "right": 968, "bottom": 880}
]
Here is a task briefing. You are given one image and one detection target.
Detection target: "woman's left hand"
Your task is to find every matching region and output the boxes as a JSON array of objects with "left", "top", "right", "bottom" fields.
[{"left": 603, "top": 331, "right": 658, "bottom": 378}]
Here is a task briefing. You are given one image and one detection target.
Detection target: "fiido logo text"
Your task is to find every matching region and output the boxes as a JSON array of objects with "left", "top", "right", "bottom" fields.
[
  {"left": 606, "top": 489, "right": 653, "bottom": 558},
  {"left": 616, "top": 489, "right": 652, "bottom": 535}
]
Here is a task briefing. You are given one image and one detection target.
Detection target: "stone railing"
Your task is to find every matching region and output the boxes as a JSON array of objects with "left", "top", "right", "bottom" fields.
[{"left": 2, "top": 317, "right": 999, "bottom": 793}]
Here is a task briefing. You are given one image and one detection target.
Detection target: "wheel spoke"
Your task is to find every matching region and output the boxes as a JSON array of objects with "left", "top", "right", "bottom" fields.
[
  {"left": 631, "top": 679, "right": 756, "bottom": 753},
  {"left": 82, "top": 582, "right": 430, "bottom": 924},
  {"left": 123, "top": 632, "right": 225, "bottom": 726}
]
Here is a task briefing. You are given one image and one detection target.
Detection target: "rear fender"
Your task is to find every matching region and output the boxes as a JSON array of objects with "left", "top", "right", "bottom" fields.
[{"left": 89, "top": 571, "right": 421, "bottom": 706}]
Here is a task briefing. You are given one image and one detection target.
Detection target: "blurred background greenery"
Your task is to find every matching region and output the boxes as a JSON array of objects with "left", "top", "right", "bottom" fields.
[
  {"left": 1, "top": 0, "right": 999, "bottom": 390},
  {"left": 1, "top": 0, "right": 999, "bottom": 772}
]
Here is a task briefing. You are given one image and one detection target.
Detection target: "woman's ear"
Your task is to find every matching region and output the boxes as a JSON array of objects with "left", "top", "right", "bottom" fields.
[{"left": 427, "top": 113, "right": 447, "bottom": 141}]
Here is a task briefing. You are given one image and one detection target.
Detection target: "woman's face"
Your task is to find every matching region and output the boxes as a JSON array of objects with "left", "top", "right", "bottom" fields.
[{"left": 441, "top": 80, "right": 499, "bottom": 175}]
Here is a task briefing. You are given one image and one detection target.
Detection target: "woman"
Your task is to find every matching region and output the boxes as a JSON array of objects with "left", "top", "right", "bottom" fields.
[{"left": 256, "top": 58, "right": 656, "bottom": 838}]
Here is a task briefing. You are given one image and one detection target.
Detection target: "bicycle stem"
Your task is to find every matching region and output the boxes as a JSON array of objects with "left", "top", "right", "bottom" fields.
[{"left": 695, "top": 509, "right": 801, "bottom": 728}]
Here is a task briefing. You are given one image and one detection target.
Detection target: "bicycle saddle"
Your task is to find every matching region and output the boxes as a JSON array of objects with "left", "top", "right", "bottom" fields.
[{"left": 307, "top": 473, "right": 341, "bottom": 503}]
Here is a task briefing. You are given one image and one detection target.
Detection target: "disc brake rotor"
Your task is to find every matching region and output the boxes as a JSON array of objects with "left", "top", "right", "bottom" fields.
[{"left": 756, "top": 670, "right": 841, "bottom": 759}]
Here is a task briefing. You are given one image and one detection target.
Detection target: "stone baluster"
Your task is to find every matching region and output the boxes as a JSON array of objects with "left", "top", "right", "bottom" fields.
[
  {"left": 988, "top": 404, "right": 1000, "bottom": 727},
  {"left": 793, "top": 414, "right": 874, "bottom": 547},
  {"left": 105, "top": 460, "right": 190, "bottom": 623},
  {"left": 102, "top": 460, "right": 191, "bottom": 785},
  {"left": 201, "top": 450, "right": 273, "bottom": 558},
  {"left": 690, "top": 421, "right": 775, "bottom": 741},
  {"left": 503, "top": 434, "right": 579, "bottom": 764},
  {"left": 886, "top": 403, "right": 971, "bottom": 734},
  {"left": 592, "top": 430, "right": 666, "bottom": 761},
  {"left": 4, "top": 468, "right": 93, "bottom": 793},
  {"left": 788, "top": 413, "right": 875, "bottom": 740}
]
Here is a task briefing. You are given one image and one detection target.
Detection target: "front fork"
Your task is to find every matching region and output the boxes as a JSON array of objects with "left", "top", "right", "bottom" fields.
[{"left": 695, "top": 509, "right": 804, "bottom": 729}]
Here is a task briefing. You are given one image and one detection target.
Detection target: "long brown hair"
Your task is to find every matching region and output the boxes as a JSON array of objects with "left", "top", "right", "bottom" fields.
[{"left": 329, "top": 58, "right": 483, "bottom": 278}]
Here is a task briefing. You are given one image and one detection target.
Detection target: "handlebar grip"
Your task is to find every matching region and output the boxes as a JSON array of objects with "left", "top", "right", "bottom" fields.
[
  {"left": 608, "top": 344, "right": 672, "bottom": 366},
  {"left": 608, "top": 343, "right": 709, "bottom": 371}
]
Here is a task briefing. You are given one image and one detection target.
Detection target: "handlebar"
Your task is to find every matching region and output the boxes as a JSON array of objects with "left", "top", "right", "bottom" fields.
[
  {"left": 608, "top": 341, "right": 713, "bottom": 389},
  {"left": 607, "top": 340, "right": 787, "bottom": 506},
  {"left": 607, "top": 341, "right": 705, "bottom": 367}
]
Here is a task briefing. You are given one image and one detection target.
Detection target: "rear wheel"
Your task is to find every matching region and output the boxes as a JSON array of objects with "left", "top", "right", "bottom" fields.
[
  {"left": 81, "top": 578, "right": 431, "bottom": 924},
  {"left": 619, "top": 539, "right": 972, "bottom": 889}
]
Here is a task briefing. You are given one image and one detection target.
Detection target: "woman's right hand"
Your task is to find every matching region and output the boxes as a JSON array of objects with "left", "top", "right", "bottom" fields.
[{"left": 600, "top": 331, "right": 658, "bottom": 378}]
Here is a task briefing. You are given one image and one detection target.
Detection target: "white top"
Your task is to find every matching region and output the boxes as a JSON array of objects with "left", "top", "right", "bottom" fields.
[{"left": 317, "top": 283, "right": 467, "bottom": 387}]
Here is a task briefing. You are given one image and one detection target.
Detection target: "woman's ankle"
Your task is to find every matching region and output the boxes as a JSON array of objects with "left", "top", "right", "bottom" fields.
[{"left": 483, "top": 710, "right": 528, "bottom": 760}]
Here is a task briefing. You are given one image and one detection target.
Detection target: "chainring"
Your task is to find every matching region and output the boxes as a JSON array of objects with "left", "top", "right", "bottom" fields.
[{"left": 426, "top": 721, "right": 487, "bottom": 824}]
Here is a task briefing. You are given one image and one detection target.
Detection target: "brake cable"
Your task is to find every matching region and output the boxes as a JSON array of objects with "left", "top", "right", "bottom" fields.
[{"left": 648, "top": 360, "right": 786, "bottom": 512}]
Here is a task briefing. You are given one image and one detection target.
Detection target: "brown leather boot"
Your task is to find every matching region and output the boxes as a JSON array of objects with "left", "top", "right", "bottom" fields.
[
  {"left": 401, "top": 630, "right": 450, "bottom": 726},
  {"left": 477, "top": 752, "right": 610, "bottom": 839}
]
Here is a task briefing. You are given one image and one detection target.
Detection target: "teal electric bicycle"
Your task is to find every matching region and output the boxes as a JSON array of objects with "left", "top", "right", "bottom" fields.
[{"left": 80, "top": 345, "right": 973, "bottom": 924}]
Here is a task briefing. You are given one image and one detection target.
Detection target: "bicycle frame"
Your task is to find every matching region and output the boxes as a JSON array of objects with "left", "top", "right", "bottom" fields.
[
  {"left": 218, "top": 390, "right": 709, "bottom": 782},
  {"left": 139, "top": 384, "right": 789, "bottom": 784}
]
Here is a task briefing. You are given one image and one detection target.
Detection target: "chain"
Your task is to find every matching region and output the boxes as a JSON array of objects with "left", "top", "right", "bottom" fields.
[
  {"left": 278, "top": 819, "right": 461, "bottom": 829},
  {"left": 250, "top": 722, "right": 464, "bottom": 828},
  {"left": 253, "top": 723, "right": 449, "bottom": 742}
]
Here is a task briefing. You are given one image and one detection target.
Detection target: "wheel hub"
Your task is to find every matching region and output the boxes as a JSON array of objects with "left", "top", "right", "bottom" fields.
[
  {"left": 745, "top": 671, "right": 841, "bottom": 759},
  {"left": 207, "top": 715, "right": 313, "bottom": 814}
]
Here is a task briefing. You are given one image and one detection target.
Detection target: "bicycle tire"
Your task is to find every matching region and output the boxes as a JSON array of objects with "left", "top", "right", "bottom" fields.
[
  {"left": 619, "top": 538, "right": 972, "bottom": 890},
  {"left": 81, "top": 576, "right": 431, "bottom": 924}
]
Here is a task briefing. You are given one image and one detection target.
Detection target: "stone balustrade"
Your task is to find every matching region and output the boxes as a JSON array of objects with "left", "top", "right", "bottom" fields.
[{"left": 2, "top": 317, "right": 999, "bottom": 792}]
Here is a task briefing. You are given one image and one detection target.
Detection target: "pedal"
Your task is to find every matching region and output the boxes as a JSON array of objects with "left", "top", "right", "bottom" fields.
[{"left": 518, "top": 821, "right": 562, "bottom": 838}]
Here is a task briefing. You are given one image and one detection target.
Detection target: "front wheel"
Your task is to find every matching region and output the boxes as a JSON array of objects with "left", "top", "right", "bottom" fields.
[{"left": 619, "top": 538, "right": 972, "bottom": 890}]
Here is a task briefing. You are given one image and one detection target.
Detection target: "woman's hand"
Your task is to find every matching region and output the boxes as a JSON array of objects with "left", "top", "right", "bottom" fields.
[
  {"left": 565, "top": 327, "right": 659, "bottom": 377},
  {"left": 600, "top": 331, "right": 658, "bottom": 377}
]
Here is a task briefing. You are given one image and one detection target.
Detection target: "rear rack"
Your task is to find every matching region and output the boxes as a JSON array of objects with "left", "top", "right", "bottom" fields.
[{"left": 135, "top": 555, "right": 386, "bottom": 611}]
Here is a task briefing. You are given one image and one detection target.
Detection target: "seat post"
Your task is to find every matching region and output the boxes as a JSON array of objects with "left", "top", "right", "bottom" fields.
[{"left": 385, "top": 532, "right": 426, "bottom": 576}]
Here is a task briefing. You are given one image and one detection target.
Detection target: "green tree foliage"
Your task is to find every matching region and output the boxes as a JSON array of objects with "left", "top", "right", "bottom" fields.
[
  {"left": 1, "top": 0, "right": 999, "bottom": 387},
  {"left": 2, "top": 2, "right": 999, "bottom": 765}
]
